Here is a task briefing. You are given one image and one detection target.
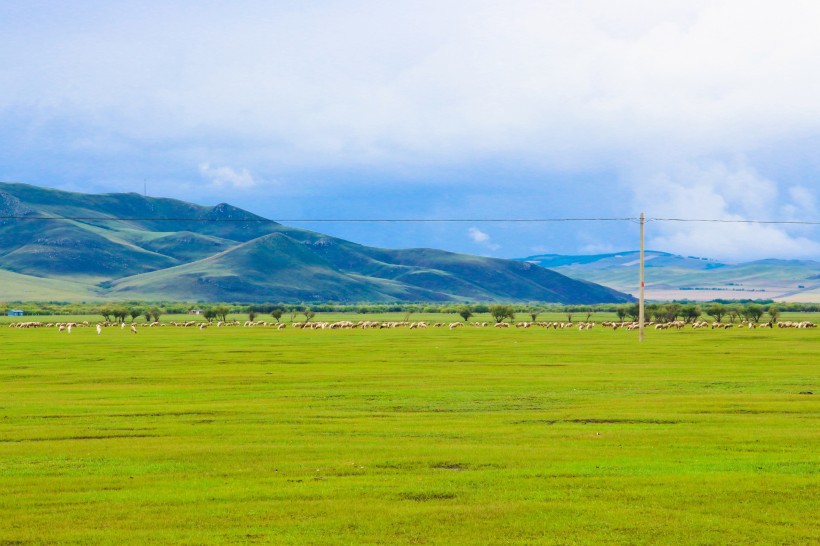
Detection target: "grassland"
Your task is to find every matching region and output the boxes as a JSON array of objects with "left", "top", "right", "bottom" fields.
[
  {"left": 1, "top": 315, "right": 818, "bottom": 544},
  {"left": 0, "top": 270, "right": 103, "bottom": 301}
]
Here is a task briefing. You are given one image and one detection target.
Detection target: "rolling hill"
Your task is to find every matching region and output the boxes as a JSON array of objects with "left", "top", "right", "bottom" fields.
[
  {"left": 522, "top": 251, "right": 820, "bottom": 303},
  {"left": 0, "top": 182, "right": 633, "bottom": 304}
]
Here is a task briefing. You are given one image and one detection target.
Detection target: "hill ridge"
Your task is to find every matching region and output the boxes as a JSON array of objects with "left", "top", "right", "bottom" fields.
[
  {"left": 521, "top": 251, "right": 820, "bottom": 303},
  {"left": 0, "top": 182, "right": 634, "bottom": 303}
]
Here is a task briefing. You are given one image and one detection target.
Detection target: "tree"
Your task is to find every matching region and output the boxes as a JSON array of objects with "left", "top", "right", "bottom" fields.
[
  {"left": 144, "top": 309, "right": 153, "bottom": 322},
  {"left": 248, "top": 309, "right": 257, "bottom": 322},
  {"left": 726, "top": 304, "right": 742, "bottom": 323},
  {"left": 681, "top": 304, "right": 701, "bottom": 324},
  {"left": 489, "top": 304, "right": 514, "bottom": 323},
  {"left": 129, "top": 308, "right": 142, "bottom": 322},
  {"left": 529, "top": 309, "right": 539, "bottom": 322},
  {"left": 616, "top": 305, "right": 628, "bottom": 321},
  {"left": 304, "top": 308, "right": 315, "bottom": 322},
  {"left": 767, "top": 305, "right": 780, "bottom": 323},
  {"left": 150, "top": 307, "right": 163, "bottom": 322},
  {"left": 705, "top": 303, "right": 726, "bottom": 323},
  {"left": 663, "top": 302, "right": 683, "bottom": 322},
  {"left": 99, "top": 305, "right": 114, "bottom": 322},
  {"left": 214, "top": 305, "right": 230, "bottom": 322},
  {"left": 203, "top": 308, "right": 217, "bottom": 322},
  {"left": 626, "top": 303, "right": 640, "bottom": 321},
  {"left": 271, "top": 307, "right": 284, "bottom": 323},
  {"left": 111, "top": 306, "right": 128, "bottom": 323},
  {"left": 744, "top": 303, "right": 764, "bottom": 324},
  {"left": 564, "top": 306, "right": 576, "bottom": 322},
  {"left": 457, "top": 305, "right": 473, "bottom": 322}
]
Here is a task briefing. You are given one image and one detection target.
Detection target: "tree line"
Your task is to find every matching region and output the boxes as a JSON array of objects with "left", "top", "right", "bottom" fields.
[{"left": 1, "top": 300, "right": 817, "bottom": 323}]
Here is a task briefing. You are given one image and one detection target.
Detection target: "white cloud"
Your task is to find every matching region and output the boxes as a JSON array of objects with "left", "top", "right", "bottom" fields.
[
  {"left": 782, "top": 185, "right": 818, "bottom": 219},
  {"left": 580, "top": 243, "right": 617, "bottom": 255},
  {"left": 648, "top": 222, "right": 820, "bottom": 262},
  {"left": 2, "top": 1, "right": 820, "bottom": 259},
  {"left": 468, "top": 227, "right": 491, "bottom": 243},
  {"left": 468, "top": 227, "right": 500, "bottom": 251},
  {"left": 633, "top": 160, "right": 820, "bottom": 260},
  {"left": 199, "top": 163, "right": 258, "bottom": 189},
  {"left": 5, "top": 1, "right": 820, "bottom": 168}
]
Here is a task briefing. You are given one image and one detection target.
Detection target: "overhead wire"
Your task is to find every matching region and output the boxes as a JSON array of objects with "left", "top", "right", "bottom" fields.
[{"left": 0, "top": 215, "right": 817, "bottom": 224}]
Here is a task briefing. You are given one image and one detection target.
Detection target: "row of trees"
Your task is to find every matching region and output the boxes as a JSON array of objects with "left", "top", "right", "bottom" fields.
[
  {"left": 1, "top": 300, "right": 813, "bottom": 321},
  {"left": 243, "top": 302, "right": 779, "bottom": 325},
  {"left": 614, "top": 302, "right": 779, "bottom": 324},
  {"left": 99, "top": 305, "right": 164, "bottom": 323}
]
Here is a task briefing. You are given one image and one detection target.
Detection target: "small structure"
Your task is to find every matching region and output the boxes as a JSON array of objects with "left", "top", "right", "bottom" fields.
[
  {"left": 8, "top": 309, "right": 24, "bottom": 317},
  {"left": 188, "top": 309, "right": 204, "bottom": 315}
]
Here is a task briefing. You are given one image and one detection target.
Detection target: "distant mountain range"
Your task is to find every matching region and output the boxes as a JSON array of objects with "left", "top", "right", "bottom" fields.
[
  {"left": 0, "top": 182, "right": 632, "bottom": 304},
  {"left": 521, "top": 251, "right": 820, "bottom": 303}
]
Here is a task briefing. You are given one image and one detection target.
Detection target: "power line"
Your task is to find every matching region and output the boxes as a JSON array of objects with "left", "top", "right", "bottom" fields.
[
  {"left": 0, "top": 215, "right": 639, "bottom": 223},
  {"left": 648, "top": 218, "right": 820, "bottom": 225},
  {"left": 0, "top": 215, "right": 818, "bottom": 224}
]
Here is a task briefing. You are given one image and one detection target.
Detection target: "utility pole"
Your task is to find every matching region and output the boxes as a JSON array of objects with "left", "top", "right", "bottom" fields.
[{"left": 639, "top": 212, "right": 645, "bottom": 342}]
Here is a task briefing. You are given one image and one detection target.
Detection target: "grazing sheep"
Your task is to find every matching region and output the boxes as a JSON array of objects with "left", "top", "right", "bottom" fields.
[
  {"left": 131, "top": 324, "right": 138, "bottom": 334},
  {"left": 96, "top": 324, "right": 102, "bottom": 335}
]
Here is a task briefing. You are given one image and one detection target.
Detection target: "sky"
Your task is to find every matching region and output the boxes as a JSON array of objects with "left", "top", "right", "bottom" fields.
[{"left": 2, "top": 0, "right": 819, "bottom": 262}]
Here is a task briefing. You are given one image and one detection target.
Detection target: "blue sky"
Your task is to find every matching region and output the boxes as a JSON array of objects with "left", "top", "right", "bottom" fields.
[{"left": 2, "top": 0, "right": 819, "bottom": 261}]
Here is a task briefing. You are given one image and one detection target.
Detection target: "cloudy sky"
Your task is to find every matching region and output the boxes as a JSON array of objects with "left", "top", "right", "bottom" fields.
[{"left": 2, "top": 0, "right": 819, "bottom": 261}]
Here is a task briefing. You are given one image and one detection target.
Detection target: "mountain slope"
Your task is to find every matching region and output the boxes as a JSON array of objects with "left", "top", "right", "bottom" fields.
[
  {"left": 523, "top": 251, "right": 820, "bottom": 302},
  {"left": 0, "top": 182, "right": 634, "bottom": 303},
  {"left": 109, "top": 232, "right": 632, "bottom": 303},
  {"left": 0, "top": 183, "right": 280, "bottom": 279}
]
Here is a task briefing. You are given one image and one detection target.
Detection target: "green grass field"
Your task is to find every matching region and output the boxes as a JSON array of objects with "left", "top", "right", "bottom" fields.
[{"left": 1, "top": 317, "right": 818, "bottom": 544}]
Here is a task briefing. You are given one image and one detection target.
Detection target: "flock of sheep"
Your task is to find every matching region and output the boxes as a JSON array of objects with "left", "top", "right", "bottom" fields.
[{"left": 7, "top": 318, "right": 817, "bottom": 332}]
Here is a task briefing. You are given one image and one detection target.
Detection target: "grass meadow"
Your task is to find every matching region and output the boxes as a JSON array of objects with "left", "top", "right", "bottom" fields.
[{"left": 1, "top": 314, "right": 818, "bottom": 544}]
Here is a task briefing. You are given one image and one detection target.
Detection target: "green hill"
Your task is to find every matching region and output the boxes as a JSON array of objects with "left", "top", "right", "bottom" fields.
[
  {"left": 0, "top": 182, "right": 633, "bottom": 303},
  {"left": 522, "top": 251, "right": 820, "bottom": 303}
]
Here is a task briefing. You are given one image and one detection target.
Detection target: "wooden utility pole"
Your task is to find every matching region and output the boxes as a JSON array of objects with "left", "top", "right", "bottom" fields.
[{"left": 639, "top": 212, "right": 645, "bottom": 342}]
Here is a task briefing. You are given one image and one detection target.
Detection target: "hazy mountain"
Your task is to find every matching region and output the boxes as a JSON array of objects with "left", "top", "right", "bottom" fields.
[
  {"left": 522, "top": 251, "right": 820, "bottom": 303},
  {"left": 0, "top": 182, "right": 633, "bottom": 303}
]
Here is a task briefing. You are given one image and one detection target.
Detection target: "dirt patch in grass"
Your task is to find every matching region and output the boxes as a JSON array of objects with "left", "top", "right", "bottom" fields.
[
  {"left": 565, "top": 418, "right": 682, "bottom": 424},
  {"left": 399, "top": 492, "right": 458, "bottom": 502},
  {"left": 0, "top": 434, "right": 161, "bottom": 443}
]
